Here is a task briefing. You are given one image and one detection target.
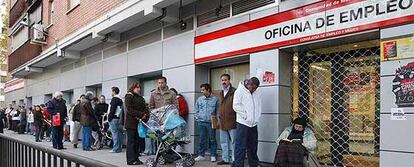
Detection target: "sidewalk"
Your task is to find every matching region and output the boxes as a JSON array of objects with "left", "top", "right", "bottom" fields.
[{"left": 2, "top": 130, "right": 232, "bottom": 167}]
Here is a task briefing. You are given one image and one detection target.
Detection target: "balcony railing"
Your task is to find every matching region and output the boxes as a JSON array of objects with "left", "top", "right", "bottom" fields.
[
  {"left": 9, "top": 0, "right": 27, "bottom": 28},
  {"left": 8, "top": 41, "right": 42, "bottom": 72}
]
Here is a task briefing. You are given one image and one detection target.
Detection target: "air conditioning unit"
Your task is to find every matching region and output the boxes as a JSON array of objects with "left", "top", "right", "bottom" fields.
[{"left": 30, "top": 23, "right": 47, "bottom": 45}]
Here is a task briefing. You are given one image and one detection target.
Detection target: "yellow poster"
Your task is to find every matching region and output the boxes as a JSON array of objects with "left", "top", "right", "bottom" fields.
[{"left": 381, "top": 37, "right": 414, "bottom": 61}]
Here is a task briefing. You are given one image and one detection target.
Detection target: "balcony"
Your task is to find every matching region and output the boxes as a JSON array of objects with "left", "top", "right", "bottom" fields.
[
  {"left": 8, "top": 41, "right": 42, "bottom": 72},
  {"left": 9, "top": 0, "right": 28, "bottom": 28}
]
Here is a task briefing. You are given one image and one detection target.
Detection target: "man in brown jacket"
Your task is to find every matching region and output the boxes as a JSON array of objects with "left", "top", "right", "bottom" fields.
[
  {"left": 149, "top": 77, "right": 177, "bottom": 110},
  {"left": 217, "top": 74, "right": 237, "bottom": 165},
  {"left": 80, "top": 92, "right": 96, "bottom": 151}
]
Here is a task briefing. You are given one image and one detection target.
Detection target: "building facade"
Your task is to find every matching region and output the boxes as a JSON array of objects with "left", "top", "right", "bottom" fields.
[{"left": 5, "top": 0, "right": 414, "bottom": 166}]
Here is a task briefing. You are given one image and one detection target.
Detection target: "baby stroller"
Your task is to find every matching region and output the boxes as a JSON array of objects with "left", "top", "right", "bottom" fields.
[
  {"left": 142, "top": 105, "right": 195, "bottom": 167},
  {"left": 99, "top": 113, "right": 113, "bottom": 149}
]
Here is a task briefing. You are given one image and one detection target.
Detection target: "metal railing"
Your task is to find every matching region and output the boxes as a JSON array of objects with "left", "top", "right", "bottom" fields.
[{"left": 0, "top": 134, "right": 117, "bottom": 167}]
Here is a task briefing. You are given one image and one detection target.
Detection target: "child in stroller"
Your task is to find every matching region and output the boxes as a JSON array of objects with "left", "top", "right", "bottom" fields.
[{"left": 142, "top": 105, "right": 195, "bottom": 167}]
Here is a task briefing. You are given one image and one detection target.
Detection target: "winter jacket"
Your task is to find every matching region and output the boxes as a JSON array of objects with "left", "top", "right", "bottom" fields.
[
  {"left": 219, "top": 86, "right": 237, "bottom": 130},
  {"left": 80, "top": 100, "right": 95, "bottom": 127},
  {"left": 108, "top": 95, "right": 124, "bottom": 122},
  {"left": 195, "top": 95, "right": 219, "bottom": 122},
  {"left": 177, "top": 95, "right": 189, "bottom": 117},
  {"left": 72, "top": 103, "right": 81, "bottom": 122},
  {"left": 95, "top": 103, "right": 108, "bottom": 118},
  {"left": 33, "top": 111, "right": 44, "bottom": 126},
  {"left": 47, "top": 98, "right": 68, "bottom": 126},
  {"left": 233, "top": 82, "right": 262, "bottom": 127},
  {"left": 276, "top": 125, "right": 317, "bottom": 152},
  {"left": 124, "top": 92, "right": 148, "bottom": 130},
  {"left": 149, "top": 87, "right": 177, "bottom": 109}
]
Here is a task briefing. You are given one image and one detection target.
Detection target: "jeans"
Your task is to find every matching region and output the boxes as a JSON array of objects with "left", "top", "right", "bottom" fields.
[
  {"left": 232, "top": 123, "right": 259, "bottom": 167},
  {"left": 82, "top": 126, "right": 92, "bottom": 150},
  {"left": 109, "top": 119, "right": 123, "bottom": 152},
  {"left": 70, "top": 121, "right": 82, "bottom": 144},
  {"left": 52, "top": 125, "right": 64, "bottom": 149},
  {"left": 220, "top": 129, "right": 236, "bottom": 162},
  {"left": 197, "top": 121, "right": 217, "bottom": 157},
  {"left": 35, "top": 124, "right": 41, "bottom": 141},
  {"left": 144, "top": 138, "right": 156, "bottom": 155}
]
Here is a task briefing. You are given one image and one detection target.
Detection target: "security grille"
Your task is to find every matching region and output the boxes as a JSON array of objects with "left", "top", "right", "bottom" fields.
[{"left": 293, "top": 45, "right": 380, "bottom": 167}]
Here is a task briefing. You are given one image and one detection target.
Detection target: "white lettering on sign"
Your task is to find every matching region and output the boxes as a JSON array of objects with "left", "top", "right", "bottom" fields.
[
  {"left": 195, "top": 0, "right": 414, "bottom": 63},
  {"left": 4, "top": 79, "right": 25, "bottom": 93}
]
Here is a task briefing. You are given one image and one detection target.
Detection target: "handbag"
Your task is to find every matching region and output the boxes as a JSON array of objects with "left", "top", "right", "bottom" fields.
[
  {"left": 138, "top": 122, "right": 147, "bottom": 138},
  {"left": 52, "top": 113, "right": 61, "bottom": 127}
]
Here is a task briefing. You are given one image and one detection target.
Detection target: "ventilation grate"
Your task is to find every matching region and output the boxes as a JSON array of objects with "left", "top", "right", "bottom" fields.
[
  {"left": 197, "top": 4, "right": 230, "bottom": 27},
  {"left": 232, "top": 0, "right": 275, "bottom": 16}
]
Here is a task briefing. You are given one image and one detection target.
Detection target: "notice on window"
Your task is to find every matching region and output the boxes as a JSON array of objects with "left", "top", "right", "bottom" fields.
[
  {"left": 381, "top": 37, "right": 414, "bottom": 61},
  {"left": 391, "top": 108, "right": 407, "bottom": 121}
]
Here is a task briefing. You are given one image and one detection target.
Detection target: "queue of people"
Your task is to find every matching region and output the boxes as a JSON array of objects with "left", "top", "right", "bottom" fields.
[{"left": 0, "top": 74, "right": 317, "bottom": 167}]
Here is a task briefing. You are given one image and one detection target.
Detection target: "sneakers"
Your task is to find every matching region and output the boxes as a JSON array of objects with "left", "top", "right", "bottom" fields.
[
  {"left": 73, "top": 144, "right": 78, "bottom": 148},
  {"left": 194, "top": 156, "right": 205, "bottom": 161},
  {"left": 211, "top": 156, "right": 217, "bottom": 162}
]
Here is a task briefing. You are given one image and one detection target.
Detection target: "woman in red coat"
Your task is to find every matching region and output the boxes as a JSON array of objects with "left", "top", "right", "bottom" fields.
[{"left": 170, "top": 88, "right": 188, "bottom": 118}]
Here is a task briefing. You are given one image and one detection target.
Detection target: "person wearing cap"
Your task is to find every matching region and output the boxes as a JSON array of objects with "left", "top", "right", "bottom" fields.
[
  {"left": 232, "top": 77, "right": 262, "bottom": 167},
  {"left": 276, "top": 117, "right": 316, "bottom": 152}
]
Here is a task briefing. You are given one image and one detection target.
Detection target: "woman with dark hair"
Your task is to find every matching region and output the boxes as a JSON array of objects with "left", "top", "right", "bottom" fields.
[
  {"left": 33, "top": 105, "right": 44, "bottom": 142},
  {"left": 124, "top": 82, "right": 149, "bottom": 165}
]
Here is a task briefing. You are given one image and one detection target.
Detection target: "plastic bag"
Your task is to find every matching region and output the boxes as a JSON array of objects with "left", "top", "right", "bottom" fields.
[
  {"left": 52, "top": 113, "right": 61, "bottom": 127},
  {"left": 138, "top": 122, "right": 147, "bottom": 138}
]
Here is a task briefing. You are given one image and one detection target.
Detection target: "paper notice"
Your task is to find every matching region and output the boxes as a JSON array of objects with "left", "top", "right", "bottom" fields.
[{"left": 391, "top": 108, "right": 407, "bottom": 121}]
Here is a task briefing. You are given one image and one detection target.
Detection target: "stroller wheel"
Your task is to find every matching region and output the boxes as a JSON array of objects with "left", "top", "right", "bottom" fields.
[
  {"left": 145, "top": 158, "right": 157, "bottom": 167},
  {"left": 183, "top": 155, "right": 195, "bottom": 166},
  {"left": 175, "top": 160, "right": 188, "bottom": 167},
  {"left": 157, "top": 155, "right": 166, "bottom": 165}
]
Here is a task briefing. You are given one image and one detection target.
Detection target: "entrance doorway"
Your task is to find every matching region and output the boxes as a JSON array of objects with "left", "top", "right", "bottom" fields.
[{"left": 292, "top": 40, "right": 380, "bottom": 167}]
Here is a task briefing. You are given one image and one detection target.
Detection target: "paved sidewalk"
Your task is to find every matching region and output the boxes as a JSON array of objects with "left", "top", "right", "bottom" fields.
[{"left": 2, "top": 130, "right": 233, "bottom": 167}]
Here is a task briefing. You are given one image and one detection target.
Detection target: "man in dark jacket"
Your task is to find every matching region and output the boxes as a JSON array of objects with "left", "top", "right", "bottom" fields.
[
  {"left": 80, "top": 92, "right": 96, "bottom": 151},
  {"left": 95, "top": 95, "right": 109, "bottom": 127},
  {"left": 47, "top": 91, "right": 68, "bottom": 150},
  {"left": 217, "top": 74, "right": 237, "bottom": 165},
  {"left": 71, "top": 94, "right": 85, "bottom": 148},
  {"left": 108, "top": 87, "right": 124, "bottom": 153},
  {"left": 125, "top": 82, "right": 149, "bottom": 165}
]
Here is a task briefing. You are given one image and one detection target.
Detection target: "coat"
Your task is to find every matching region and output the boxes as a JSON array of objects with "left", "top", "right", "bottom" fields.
[
  {"left": 124, "top": 92, "right": 148, "bottom": 130},
  {"left": 80, "top": 100, "right": 96, "bottom": 127},
  {"left": 47, "top": 98, "right": 68, "bottom": 126},
  {"left": 33, "top": 111, "right": 44, "bottom": 126},
  {"left": 233, "top": 82, "right": 262, "bottom": 127},
  {"left": 276, "top": 125, "right": 317, "bottom": 152},
  {"left": 218, "top": 86, "right": 237, "bottom": 130},
  {"left": 149, "top": 87, "right": 177, "bottom": 109}
]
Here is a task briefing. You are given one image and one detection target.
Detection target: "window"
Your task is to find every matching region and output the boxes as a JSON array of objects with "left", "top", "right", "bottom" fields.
[
  {"left": 141, "top": 79, "right": 158, "bottom": 102},
  {"left": 67, "top": 0, "right": 80, "bottom": 12},
  {"left": 48, "top": 0, "right": 54, "bottom": 26},
  {"left": 210, "top": 63, "right": 250, "bottom": 94}
]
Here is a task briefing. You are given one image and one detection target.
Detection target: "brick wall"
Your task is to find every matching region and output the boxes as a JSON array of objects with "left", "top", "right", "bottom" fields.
[
  {"left": 7, "top": 0, "right": 127, "bottom": 72},
  {"left": 42, "top": 0, "right": 126, "bottom": 49}
]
